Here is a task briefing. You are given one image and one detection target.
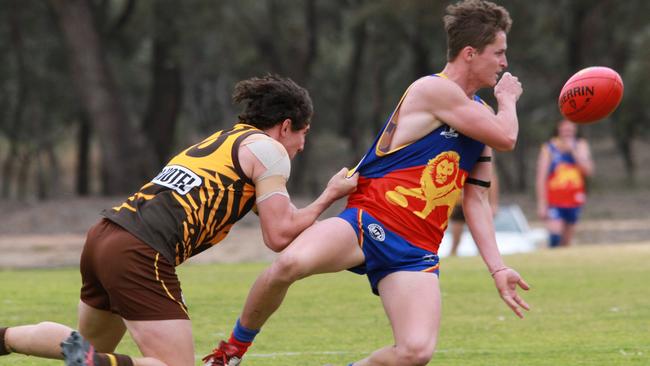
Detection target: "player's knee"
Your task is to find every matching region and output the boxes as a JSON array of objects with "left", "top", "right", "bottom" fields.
[
  {"left": 270, "top": 253, "right": 308, "bottom": 284},
  {"left": 78, "top": 322, "right": 101, "bottom": 340},
  {"left": 394, "top": 340, "right": 436, "bottom": 366}
]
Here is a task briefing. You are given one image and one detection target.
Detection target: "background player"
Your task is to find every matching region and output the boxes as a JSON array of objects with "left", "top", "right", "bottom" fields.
[{"left": 536, "top": 118, "right": 594, "bottom": 247}]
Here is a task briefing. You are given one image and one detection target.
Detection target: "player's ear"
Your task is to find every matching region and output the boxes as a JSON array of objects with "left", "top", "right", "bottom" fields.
[
  {"left": 280, "top": 119, "right": 292, "bottom": 136},
  {"left": 462, "top": 46, "right": 476, "bottom": 61}
]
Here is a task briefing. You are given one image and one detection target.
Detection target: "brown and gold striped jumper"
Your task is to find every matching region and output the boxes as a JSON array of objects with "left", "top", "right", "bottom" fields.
[{"left": 103, "top": 123, "right": 264, "bottom": 265}]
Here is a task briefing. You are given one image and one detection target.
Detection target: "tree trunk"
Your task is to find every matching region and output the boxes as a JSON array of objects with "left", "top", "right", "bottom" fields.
[
  {"left": 1, "top": 144, "right": 18, "bottom": 198},
  {"left": 36, "top": 149, "right": 48, "bottom": 200},
  {"left": 338, "top": 18, "right": 368, "bottom": 161},
  {"left": 142, "top": 0, "right": 183, "bottom": 167},
  {"left": 370, "top": 60, "right": 390, "bottom": 133},
  {"left": 50, "top": 0, "right": 154, "bottom": 195},
  {"left": 76, "top": 112, "right": 91, "bottom": 196},
  {"left": 4, "top": 0, "right": 28, "bottom": 199},
  {"left": 16, "top": 151, "right": 31, "bottom": 200},
  {"left": 294, "top": 0, "right": 317, "bottom": 85},
  {"left": 409, "top": 9, "right": 432, "bottom": 79},
  {"left": 234, "top": 1, "right": 285, "bottom": 75},
  {"left": 614, "top": 121, "right": 637, "bottom": 186},
  {"left": 48, "top": 143, "right": 61, "bottom": 199},
  {"left": 565, "top": 0, "right": 587, "bottom": 73},
  {"left": 291, "top": 0, "right": 322, "bottom": 195}
]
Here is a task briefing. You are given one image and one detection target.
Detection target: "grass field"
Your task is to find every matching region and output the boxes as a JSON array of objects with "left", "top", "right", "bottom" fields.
[{"left": 2, "top": 243, "right": 649, "bottom": 366}]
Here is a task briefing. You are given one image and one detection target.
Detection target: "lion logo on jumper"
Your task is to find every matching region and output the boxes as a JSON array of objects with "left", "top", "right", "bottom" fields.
[
  {"left": 385, "top": 151, "right": 464, "bottom": 220},
  {"left": 549, "top": 163, "right": 584, "bottom": 190}
]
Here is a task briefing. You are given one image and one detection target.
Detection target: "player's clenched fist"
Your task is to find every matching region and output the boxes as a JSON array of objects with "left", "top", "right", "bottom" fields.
[{"left": 495, "top": 72, "right": 523, "bottom": 101}]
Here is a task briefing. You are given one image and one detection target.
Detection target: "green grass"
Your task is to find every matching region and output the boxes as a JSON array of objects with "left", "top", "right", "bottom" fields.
[{"left": 2, "top": 244, "right": 649, "bottom": 365}]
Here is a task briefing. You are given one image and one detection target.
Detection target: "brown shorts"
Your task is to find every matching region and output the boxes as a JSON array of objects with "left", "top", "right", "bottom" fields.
[{"left": 80, "top": 219, "right": 189, "bottom": 320}]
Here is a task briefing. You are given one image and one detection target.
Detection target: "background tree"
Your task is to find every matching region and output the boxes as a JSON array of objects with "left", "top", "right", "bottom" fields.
[
  {"left": 141, "top": 0, "right": 184, "bottom": 167},
  {"left": 0, "top": 0, "right": 648, "bottom": 199},
  {"left": 50, "top": 0, "right": 155, "bottom": 194}
]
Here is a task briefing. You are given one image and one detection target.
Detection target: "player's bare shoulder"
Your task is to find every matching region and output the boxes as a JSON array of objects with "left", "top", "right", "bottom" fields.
[
  {"left": 409, "top": 75, "right": 451, "bottom": 95},
  {"left": 390, "top": 77, "right": 449, "bottom": 146},
  {"left": 407, "top": 75, "right": 468, "bottom": 109}
]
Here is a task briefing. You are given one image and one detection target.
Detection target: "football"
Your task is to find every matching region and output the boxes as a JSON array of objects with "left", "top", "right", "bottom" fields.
[{"left": 558, "top": 66, "right": 624, "bottom": 124}]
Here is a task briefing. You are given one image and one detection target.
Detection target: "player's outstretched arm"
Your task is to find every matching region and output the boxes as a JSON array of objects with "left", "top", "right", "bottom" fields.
[
  {"left": 462, "top": 152, "right": 530, "bottom": 318},
  {"left": 465, "top": 186, "right": 531, "bottom": 318},
  {"left": 239, "top": 136, "right": 358, "bottom": 252},
  {"left": 257, "top": 168, "right": 358, "bottom": 251}
]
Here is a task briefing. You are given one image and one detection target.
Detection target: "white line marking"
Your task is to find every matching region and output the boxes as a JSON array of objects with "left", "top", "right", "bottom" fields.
[{"left": 248, "top": 351, "right": 359, "bottom": 358}]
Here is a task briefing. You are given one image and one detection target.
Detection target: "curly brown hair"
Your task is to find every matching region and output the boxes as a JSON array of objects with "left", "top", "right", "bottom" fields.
[
  {"left": 232, "top": 74, "right": 313, "bottom": 131},
  {"left": 443, "top": 0, "right": 512, "bottom": 61}
]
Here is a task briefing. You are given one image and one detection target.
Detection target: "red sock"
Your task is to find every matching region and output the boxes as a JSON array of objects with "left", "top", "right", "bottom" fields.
[{"left": 228, "top": 333, "right": 252, "bottom": 357}]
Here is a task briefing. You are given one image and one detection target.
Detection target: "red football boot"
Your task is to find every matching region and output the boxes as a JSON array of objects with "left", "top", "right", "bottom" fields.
[{"left": 202, "top": 340, "right": 244, "bottom": 366}]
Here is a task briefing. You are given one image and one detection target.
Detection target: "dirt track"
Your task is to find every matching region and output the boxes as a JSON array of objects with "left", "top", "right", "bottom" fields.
[
  {"left": 0, "top": 226, "right": 276, "bottom": 269},
  {"left": 1, "top": 193, "right": 649, "bottom": 269}
]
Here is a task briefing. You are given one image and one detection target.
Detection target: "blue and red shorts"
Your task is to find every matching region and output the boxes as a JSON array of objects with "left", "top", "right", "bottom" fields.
[
  {"left": 338, "top": 207, "right": 440, "bottom": 295},
  {"left": 547, "top": 206, "right": 582, "bottom": 224}
]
